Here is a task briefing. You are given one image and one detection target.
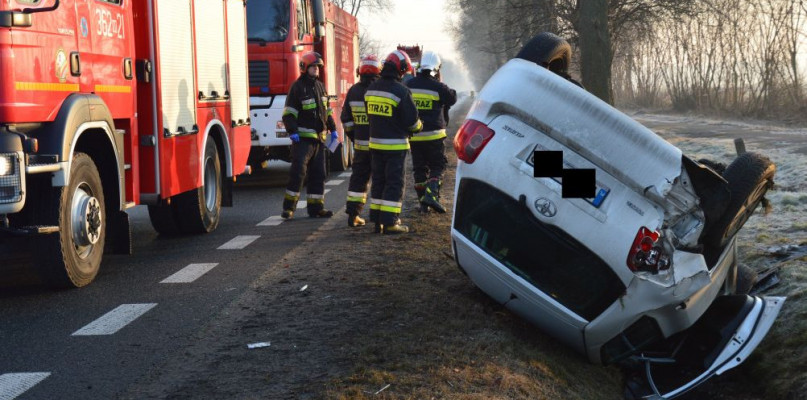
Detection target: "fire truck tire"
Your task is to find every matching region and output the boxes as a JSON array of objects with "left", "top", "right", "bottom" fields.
[
  {"left": 703, "top": 152, "right": 775, "bottom": 248},
  {"left": 330, "top": 140, "right": 349, "bottom": 172},
  {"left": 147, "top": 204, "right": 181, "bottom": 235},
  {"left": 174, "top": 139, "right": 222, "bottom": 233},
  {"left": 35, "top": 153, "right": 105, "bottom": 288}
]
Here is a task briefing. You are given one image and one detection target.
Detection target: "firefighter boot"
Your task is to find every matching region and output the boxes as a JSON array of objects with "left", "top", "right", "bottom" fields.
[
  {"left": 281, "top": 198, "right": 297, "bottom": 220},
  {"left": 415, "top": 182, "right": 430, "bottom": 214},
  {"left": 422, "top": 179, "right": 447, "bottom": 214},
  {"left": 380, "top": 222, "right": 409, "bottom": 235},
  {"left": 348, "top": 213, "right": 366, "bottom": 227}
]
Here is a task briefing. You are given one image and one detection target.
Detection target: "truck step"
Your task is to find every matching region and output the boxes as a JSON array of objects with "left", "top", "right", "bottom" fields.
[{"left": 0, "top": 225, "right": 59, "bottom": 236}]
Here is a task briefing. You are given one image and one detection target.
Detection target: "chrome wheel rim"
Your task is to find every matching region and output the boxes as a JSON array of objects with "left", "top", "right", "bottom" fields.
[
  {"left": 71, "top": 183, "right": 102, "bottom": 259},
  {"left": 204, "top": 154, "right": 218, "bottom": 212}
]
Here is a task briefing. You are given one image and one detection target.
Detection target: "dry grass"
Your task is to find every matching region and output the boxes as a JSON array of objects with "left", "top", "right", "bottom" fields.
[{"left": 320, "top": 100, "right": 623, "bottom": 399}]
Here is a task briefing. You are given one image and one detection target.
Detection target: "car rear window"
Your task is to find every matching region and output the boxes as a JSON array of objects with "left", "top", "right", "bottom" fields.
[{"left": 454, "top": 179, "right": 625, "bottom": 321}]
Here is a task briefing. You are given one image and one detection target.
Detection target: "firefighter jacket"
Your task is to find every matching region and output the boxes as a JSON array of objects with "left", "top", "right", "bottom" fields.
[
  {"left": 405, "top": 73, "right": 457, "bottom": 142},
  {"left": 282, "top": 74, "right": 336, "bottom": 142},
  {"left": 365, "top": 69, "right": 423, "bottom": 151},
  {"left": 340, "top": 75, "right": 378, "bottom": 151}
]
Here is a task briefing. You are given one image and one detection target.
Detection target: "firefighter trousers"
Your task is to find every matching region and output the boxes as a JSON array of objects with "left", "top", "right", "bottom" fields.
[
  {"left": 411, "top": 139, "right": 447, "bottom": 197},
  {"left": 370, "top": 149, "right": 407, "bottom": 226},
  {"left": 282, "top": 139, "right": 327, "bottom": 214},
  {"left": 345, "top": 149, "right": 372, "bottom": 215}
]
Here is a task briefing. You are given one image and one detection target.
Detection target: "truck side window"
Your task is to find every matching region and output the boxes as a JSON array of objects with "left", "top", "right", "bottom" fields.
[{"left": 96, "top": 0, "right": 122, "bottom": 4}]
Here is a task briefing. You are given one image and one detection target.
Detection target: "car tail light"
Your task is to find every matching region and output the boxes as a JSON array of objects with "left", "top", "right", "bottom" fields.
[
  {"left": 627, "top": 227, "right": 671, "bottom": 274},
  {"left": 454, "top": 119, "right": 494, "bottom": 164}
]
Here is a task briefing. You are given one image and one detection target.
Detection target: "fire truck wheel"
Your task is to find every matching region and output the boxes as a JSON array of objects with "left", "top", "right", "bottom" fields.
[
  {"left": 36, "top": 153, "right": 105, "bottom": 288},
  {"left": 703, "top": 152, "right": 775, "bottom": 248},
  {"left": 330, "top": 140, "right": 349, "bottom": 172},
  {"left": 175, "top": 138, "right": 222, "bottom": 233},
  {"left": 147, "top": 203, "right": 181, "bottom": 235}
]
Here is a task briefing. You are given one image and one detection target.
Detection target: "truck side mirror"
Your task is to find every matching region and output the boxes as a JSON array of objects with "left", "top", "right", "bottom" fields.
[{"left": 312, "top": 0, "right": 326, "bottom": 38}]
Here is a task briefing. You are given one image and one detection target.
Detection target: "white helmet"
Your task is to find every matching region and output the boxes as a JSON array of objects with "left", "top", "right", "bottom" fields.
[{"left": 418, "top": 50, "right": 441, "bottom": 74}]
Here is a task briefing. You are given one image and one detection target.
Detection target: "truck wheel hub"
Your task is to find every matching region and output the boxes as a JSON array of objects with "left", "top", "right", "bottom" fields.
[{"left": 72, "top": 186, "right": 102, "bottom": 248}]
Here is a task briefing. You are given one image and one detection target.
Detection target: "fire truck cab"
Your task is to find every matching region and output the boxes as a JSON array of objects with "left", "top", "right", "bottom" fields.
[
  {"left": 245, "top": 0, "right": 358, "bottom": 172},
  {"left": 0, "top": 0, "right": 251, "bottom": 287}
]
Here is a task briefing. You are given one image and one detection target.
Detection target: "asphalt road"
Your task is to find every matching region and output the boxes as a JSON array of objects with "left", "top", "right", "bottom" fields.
[{"left": 0, "top": 162, "right": 353, "bottom": 400}]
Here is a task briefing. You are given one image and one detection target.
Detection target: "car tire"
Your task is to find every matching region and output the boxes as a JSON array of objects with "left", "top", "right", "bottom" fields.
[
  {"left": 35, "top": 153, "right": 105, "bottom": 288},
  {"left": 703, "top": 152, "right": 775, "bottom": 248},
  {"left": 174, "top": 138, "right": 222, "bottom": 233},
  {"left": 515, "top": 32, "right": 572, "bottom": 74}
]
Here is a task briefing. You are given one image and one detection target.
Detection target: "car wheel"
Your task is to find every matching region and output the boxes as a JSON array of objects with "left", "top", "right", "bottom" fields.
[
  {"left": 703, "top": 152, "right": 775, "bottom": 248},
  {"left": 147, "top": 203, "right": 180, "bottom": 235},
  {"left": 35, "top": 153, "right": 105, "bottom": 288},
  {"left": 515, "top": 32, "right": 572, "bottom": 74},
  {"left": 174, "top": 138, "right": 222, "bottom": 233}
]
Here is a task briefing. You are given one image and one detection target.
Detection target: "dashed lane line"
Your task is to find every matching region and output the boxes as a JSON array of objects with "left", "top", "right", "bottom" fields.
[
  {"left": 325, "top": 179, "right": 344, "bottom": 186},
  {"left": 160, "top": 263, "right": 219, "bottom": 284},
  {"left": 338, "top": 172, "right": 351, "bottom": 178},
  {"left": 296, "top": 200, "right": 307, "bottom": 209},
  {"left": 72, "top": 304, "right": 157, "bottom": 336},
  {"left": 217, "top": 235, "right": 260, "bottom": 250},
  {"left": 257, "top": 215, "right": 284, "bottom": 226},
  {"left": 0, "top": 373, "right": 50, "bottom": 400}
]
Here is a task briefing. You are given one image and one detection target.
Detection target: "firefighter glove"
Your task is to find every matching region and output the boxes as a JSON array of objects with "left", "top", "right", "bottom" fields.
[
  {"left": 330, "top": 130, "right": 339, "bottom": 141},
  {"left": 290, "top": 133, "right": 300, "bottom": 143}
]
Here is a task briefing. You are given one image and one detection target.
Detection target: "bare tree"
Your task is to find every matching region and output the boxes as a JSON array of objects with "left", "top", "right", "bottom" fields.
[
  {"left": 331, "top": 0, "right": 393, "bottom": 16},
  {"left": 358, "top": 27, "right": 382, "bottom": 56},
  {"left": 578, "top": 0, "right": 612, "bottom": 103}
]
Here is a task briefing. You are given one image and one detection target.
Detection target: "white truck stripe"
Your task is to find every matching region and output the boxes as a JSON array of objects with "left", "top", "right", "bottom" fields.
[
  {"left": 72, "top": 304, "right": 157, "bottom": 336},
  {"left": 217, "top": 235, "right": 260, "bottom": 250},
  {"left": 0, "top": 373, "right": 50, "bottom": 400},
  {"left": 160, "top": 263, "right": 219, "bottom": 283}
]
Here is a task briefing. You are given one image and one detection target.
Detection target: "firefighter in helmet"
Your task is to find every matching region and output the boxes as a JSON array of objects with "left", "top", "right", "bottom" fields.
[
  {"left": 280, "top": 51, "right": 338, "bottom": 219},
  {"left": 342, "top": 54, "right": 382, "bottom": 227},
  {"left": 365, "top": 50, "right": 423, "bottom": 234},
  {"left": 405, "top": 50, "right": 457, "bottom": 214}
]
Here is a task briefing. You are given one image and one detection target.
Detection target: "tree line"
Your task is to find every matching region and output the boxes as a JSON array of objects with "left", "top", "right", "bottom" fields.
[{"left": 447, "top": 0, "right": 807, "bottom": 121}]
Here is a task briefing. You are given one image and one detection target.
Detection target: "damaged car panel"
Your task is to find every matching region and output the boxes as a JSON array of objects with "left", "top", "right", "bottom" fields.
[{"left": 451, "top": 34, "right": 783, "bottom": 399}]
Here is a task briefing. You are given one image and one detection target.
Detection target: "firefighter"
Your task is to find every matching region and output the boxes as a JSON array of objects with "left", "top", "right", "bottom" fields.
[
  {"left": 405, "top": 50, "right": 457, "bottom": 214},
  {"left": 366, "top": 50, "right": 423, "bottom": 234},
  {"left": 280, "top": 51, "right": 338, "bottom": 219},
  {"left": 341, "top": 54, "right": 382, "bottom": 227}
]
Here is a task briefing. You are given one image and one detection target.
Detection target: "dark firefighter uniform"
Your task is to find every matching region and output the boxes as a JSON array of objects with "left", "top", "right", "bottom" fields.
[
  {"left": 405, "top": 73, "right": 457, "bottom": 213},
  {"left": 366, "top": 66, "right": 422, "bottom": 233},
  {"left": 341, "top": 74, "right": 378, "bottom": 226},
  {"left": 281, "top": 73, "right": 336, "bottom": 218}
]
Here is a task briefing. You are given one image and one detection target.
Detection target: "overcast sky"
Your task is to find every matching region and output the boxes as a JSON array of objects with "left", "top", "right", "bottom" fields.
[{"left": 358, "top": 0, "right": 474, "bottom": 90}]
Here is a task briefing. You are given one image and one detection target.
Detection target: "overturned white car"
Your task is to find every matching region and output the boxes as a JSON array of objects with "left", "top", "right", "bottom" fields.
[{"left": 450, "top": 33, "right": 784, "bottom": 399}]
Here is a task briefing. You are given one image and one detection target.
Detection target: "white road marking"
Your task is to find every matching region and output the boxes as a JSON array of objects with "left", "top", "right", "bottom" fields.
[
  {"left": 257, "top": 215, "right": 284, "bottom": 226},
  {"left": 338, "top": 172, "right": 351, "bottom": 178},
  {"left": 160, "top": 263, "right": 219, "bottom": 284},
  {"left": 325, "top": 179, "right": 344, "bottom": 186},
  {"left": 324, "top": 189, "right": 331, "bottom": 195},
  {"left": 72, "top": 304, "right": 157, "bottom": 336},
  {"left": 296, "top": 200, "right": 307, "bottom": 209},
  {"left": 218, "top": 235, "right": 260, "bottom": 250},
  {"left": 0, "top": 373, "right": 50, "bottom": 400}
]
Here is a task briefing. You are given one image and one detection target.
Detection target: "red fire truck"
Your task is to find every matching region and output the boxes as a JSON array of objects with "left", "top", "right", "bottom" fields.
[
  {"left": 0, "top": 0, "right": 251, "bottom": 287},
  {"left": 245, "top": 0, "right": 358, "bottom": 172}
]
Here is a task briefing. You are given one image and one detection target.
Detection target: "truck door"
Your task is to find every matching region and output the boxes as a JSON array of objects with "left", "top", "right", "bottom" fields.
[{"left": 82, "top": 0, "right": 135, "bottom": 119}]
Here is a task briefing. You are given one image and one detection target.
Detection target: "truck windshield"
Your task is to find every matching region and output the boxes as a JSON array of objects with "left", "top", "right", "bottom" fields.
[{"left": 246, "top": 0, "right": 291, "bottom": 43}]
